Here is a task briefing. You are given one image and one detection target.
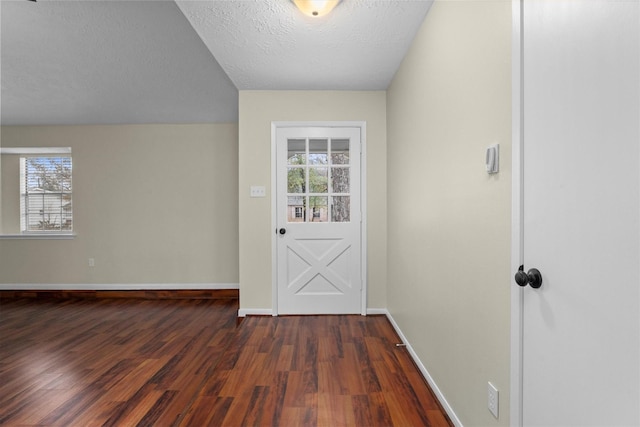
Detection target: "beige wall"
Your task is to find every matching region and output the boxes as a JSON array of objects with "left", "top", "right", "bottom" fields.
[
  {"left": 0, "top": 124, "right": 239, "bottom": 285},
  {"left": 387, "top": 2, "right": 512, "bottom": 426},
  {"left": 238, "top": 91, "right": 387, "bottom": 311}
]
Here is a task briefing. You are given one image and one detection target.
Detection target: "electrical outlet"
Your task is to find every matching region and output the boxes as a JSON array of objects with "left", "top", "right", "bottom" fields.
[
  {"left": 88, "top": 258, "right": 95, "bottom": 267},
  {"left": 488, "top": 382, "right": 499, "bottom": 419}
]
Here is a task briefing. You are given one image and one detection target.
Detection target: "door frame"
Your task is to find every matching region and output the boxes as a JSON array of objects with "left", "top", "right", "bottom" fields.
[
  {"left": 271, "top": 121, "right": 367, "bottom": 316},
  {"left": 510, "top": 0, "right": 524, "bottom": 425}
]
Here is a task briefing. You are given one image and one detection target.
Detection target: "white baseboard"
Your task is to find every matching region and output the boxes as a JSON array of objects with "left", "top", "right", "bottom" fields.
[
  {"left": 366, "top": 308, "right": 388, "bottom": 315},
  {"left": 0, "top": 283, "right": 239, "bottom": 291},
  {"left": 382, "top": 309, "right": 463, "bottom": 427},
  {"left": 237, "top": 308, "right": 274, "bottom": 317}
]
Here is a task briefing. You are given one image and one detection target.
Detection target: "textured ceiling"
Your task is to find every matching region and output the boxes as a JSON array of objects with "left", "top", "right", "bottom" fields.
[
  {"left": 1, "top": 0, "right": 433, "bottom": 126},
  {"left": 177, "top": 0, "right": 433, "bottom": 90}
]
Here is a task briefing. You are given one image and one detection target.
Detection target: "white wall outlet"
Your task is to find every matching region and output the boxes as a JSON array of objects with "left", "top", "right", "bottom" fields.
[
  {"left": 88, "top": 258, "right": 95, "bottom": 267},
  {"left": 488, "top": 382, "right": 499, "bottom": 418},
  {"left": 250, "top": 186, "right": 266, "bottom": 198}
]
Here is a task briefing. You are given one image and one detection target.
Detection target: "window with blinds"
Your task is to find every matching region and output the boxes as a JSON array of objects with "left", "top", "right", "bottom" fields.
[{"left": 20, "top": 156, "right": 73, "bottom": 232}]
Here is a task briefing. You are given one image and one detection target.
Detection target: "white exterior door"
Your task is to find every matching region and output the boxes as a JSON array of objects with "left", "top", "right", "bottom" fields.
[
  {"left": 275, "top": 127, "right": 362, "bottom": 315},
  {"left": 517, "top": 1, "right": 639, "bottom": 425}
]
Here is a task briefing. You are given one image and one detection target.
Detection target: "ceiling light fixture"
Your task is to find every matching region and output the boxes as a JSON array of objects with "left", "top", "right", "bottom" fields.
[{"left": 292, "top": 0, "right": 341, "bottom": 18}]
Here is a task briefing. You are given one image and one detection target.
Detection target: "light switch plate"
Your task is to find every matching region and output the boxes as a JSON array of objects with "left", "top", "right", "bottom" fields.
[{"left": 250, "top": 186, "right": 266, "bottom": 198}]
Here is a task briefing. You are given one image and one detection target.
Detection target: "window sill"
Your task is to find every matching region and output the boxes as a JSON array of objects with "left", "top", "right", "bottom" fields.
[{"left": 0, "top": 233, "right": 76, "bottom": 240}]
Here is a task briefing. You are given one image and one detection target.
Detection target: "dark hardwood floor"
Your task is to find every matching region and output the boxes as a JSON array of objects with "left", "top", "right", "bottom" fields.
[{"left": 0, "top": 297, "right": 452, "bottom": 426}]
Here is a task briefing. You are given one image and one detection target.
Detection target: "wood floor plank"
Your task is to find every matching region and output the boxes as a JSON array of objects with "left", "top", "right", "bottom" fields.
[
  {"left": 0, "top": 298, "right": 238, "bottom": 427},
  {"left": 185, "top": 315, "right": 453, "bottom": 426},
  {"left": 318, "top": 393, "right": 356, "bottom": 427},
  {"left": 0, "top": 299, "right": 452, "bottom": 427},
  {"left": 342, "top": 343, "right": 368, "bottom": 395},
  {"left": 188, "top": 395, "right": 233, "bottom": 427},
  {"left": 101, "top": 386, "right": 165, "bottom": 427},
  {"left": 282, "top": 370, "right": 312, "bottom": 409}
]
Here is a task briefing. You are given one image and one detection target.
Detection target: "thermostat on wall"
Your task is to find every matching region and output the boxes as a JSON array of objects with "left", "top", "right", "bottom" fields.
[{"left": 486, "top": 144, "right": 499, "bottom": 174}]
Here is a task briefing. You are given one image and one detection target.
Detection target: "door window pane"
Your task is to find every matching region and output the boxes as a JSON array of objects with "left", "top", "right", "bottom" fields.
[
  {"left": 331, "top": 167, "right": 349, "bottom": 193},
  {"left": 332, "top": 196, "right": 350, "bottom": 222},
  {"left": 309, "top": 139, "right": 328, "bottom": 165},
  {"left": 309, "top": 167, "right": 328, "bottom": 193},
  {"left": 288, "top": 196, "right": 306, "bottom": 222},
  {"left": 288, "top": 139, "right": 306, "bottom": 165},
  {"left": 309, "top": 196, "right": 328, "bottom": 222},
  {"left": 331, "top": 139, "right": 350, "bottom": 165},
  {"left": 288, "top": 167, "right": 305, "bottom": 193}
]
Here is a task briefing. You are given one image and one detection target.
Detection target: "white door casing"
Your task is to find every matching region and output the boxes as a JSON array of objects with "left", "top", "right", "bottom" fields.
[
  {"left": 273, "top": 125, "right": 364, "bottom": 315},
  {"left": 512, "top": 1, "right": 640, "bottom": 425}
]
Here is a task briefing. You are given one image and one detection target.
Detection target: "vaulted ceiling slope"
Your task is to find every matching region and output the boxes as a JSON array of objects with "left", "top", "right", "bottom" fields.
[
  {"left": 1, "top": 0, "right": 237, "bottom": 125},
  {"left": 1, "top": 0, "right": 432, "bottom": 126}
]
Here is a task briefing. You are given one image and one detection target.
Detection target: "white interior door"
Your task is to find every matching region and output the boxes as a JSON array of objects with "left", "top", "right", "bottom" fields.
[
  {"left": 275, "top": 127, "right": 362, "bottom": 315},
  {"left": 519, "top": 1, "right": 640, "bottom": 425}
]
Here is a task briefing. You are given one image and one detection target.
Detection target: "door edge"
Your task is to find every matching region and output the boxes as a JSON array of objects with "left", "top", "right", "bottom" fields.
[{"left": 510, "top": 1, "right": 524, "bottom": 426}]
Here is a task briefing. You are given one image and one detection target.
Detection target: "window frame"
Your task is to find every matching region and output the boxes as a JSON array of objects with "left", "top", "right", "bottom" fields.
[
  {"left": 20, "top": 155, "right": 73, "bottom": 233},
  {"left": 0, "top": 147, "right": 75, "bottom": 239}
]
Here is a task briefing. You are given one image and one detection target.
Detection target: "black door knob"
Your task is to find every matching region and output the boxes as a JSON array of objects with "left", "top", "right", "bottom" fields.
[
  {"left": 279, "top": 228, "right": 286, "bottom": 235},
  {"left": 515, "top": 265, "right": 542, "bottom": 289}
]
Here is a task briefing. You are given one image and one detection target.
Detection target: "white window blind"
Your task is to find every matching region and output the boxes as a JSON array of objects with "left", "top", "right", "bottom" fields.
[{"left": 20, "top": 156, "right": 73, "bottom": 232}]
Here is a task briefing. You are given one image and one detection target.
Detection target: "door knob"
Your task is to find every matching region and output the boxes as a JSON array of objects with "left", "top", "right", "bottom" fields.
[
  {"left": 515, "top": 265, "right": 542, "bottom": 289},
  {"left": 279, "top": 228, "right": 286, "bottom": 235}
]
